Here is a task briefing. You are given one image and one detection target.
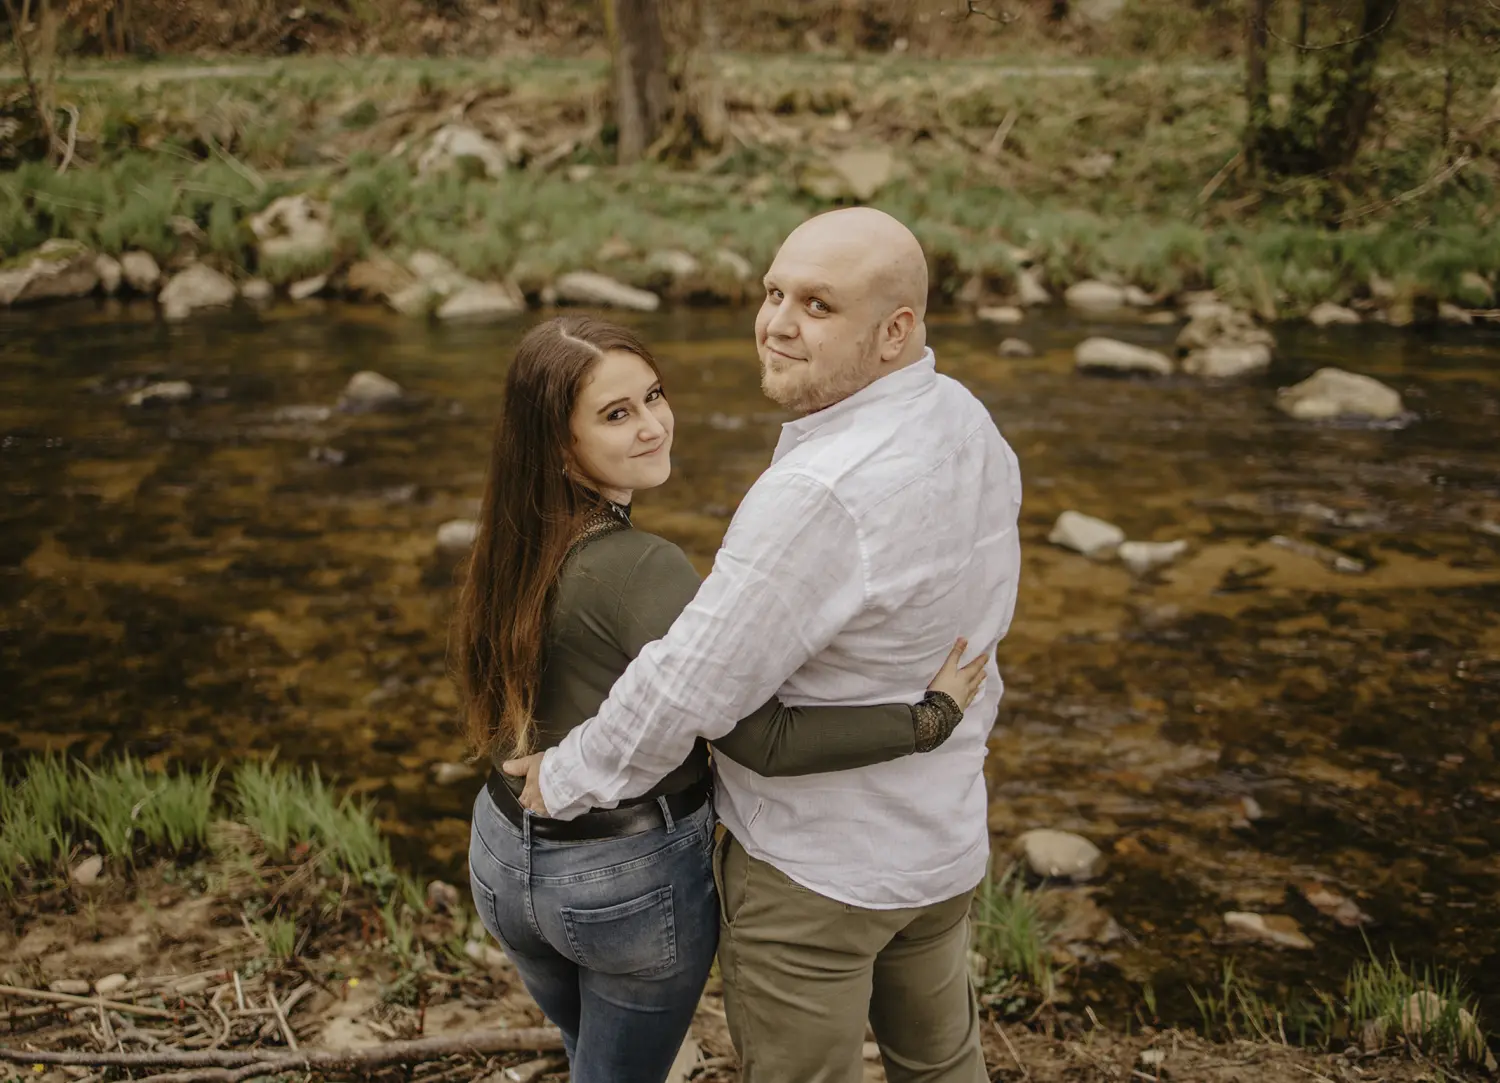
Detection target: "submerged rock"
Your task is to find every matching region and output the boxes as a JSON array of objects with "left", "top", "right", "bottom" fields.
[
  {"left": 1118, "top": 539, "right": 1187, "bottom": 575},
  {"left": 431, "top": 761, "right": 476, "bottom": 785},
  {"left": 1308, "top": 301, "right": 1361, "bottom": 327},
  {"left": 1075, "top": 337, "right": 1173, "bottom": 377},
  {"left": 126, "top": 381, "right": 194, "bottom": 407},
  {"left": 159, "top": 264, "right": 237, "bottom": 320},
  {"left": 0, "top": 240, "right": 100, "bottom": 306},
  {"left": 1064, "top": 280, "right": 1128, "bottom": 311},
  {"left": 554, "top": 272, "right": 659, "bottom": 312},
  {"left": 1295, "top": 881, "right": 1372, "bottom": 927},
  {"left": 289, "top": 274, "right": 328, "bottom": 301},
  {"left": 338, "top": 371, "right": 404, "bottom": 412},
  {"left": 241, "top": 279, "right": 274, "bottom": 303},
  {"left": 1276, "top": 367, "right": 1405, "bottom": 422},
  {"left": 1017, "top": 829, "right": 1104, "bottom": 882},
  {"left": 1223, "top": 911, "right": 1314, "bottom": 950},
  {"left": 1438, "top": 301, "right": 1473, "bottom": 325},
  {"left": 1049, "top": 510, "right": 1125, "bottom": 556}
]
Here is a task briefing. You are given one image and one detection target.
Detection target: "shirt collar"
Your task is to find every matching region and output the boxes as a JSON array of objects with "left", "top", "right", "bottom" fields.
[{"left": 775, "top": 348, "right": 937, "bottom": 457}]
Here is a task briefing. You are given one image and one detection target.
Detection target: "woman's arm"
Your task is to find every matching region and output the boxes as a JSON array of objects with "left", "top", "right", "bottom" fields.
[{"left": 616, "top": 536, "right": 977, "bottom": 778}]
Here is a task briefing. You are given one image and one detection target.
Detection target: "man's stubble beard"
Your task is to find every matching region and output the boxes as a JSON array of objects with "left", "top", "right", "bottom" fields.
[{"left": 759, "top": 330, "right": 879, "bottom": 416}]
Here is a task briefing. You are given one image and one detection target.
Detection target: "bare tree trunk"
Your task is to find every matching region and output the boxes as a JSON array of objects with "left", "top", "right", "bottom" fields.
[
  {"left": 1296, "top": 0, "right": 1309, "bottom": 48},
  {"left": 3, "top": 0, "right": 57, "bottom": 158},
  {"left": 1314, "top": 0, "right": 1401, "bottom": 170},
  {"left": 1244, "top": 0, "right": 1273, "bottom": 172},
  {"left": 1440, "top": 0, "right": 1454, "bottom": 148},
  {"left": 604, "top": 0, "right": 670, "bottom": 164}
]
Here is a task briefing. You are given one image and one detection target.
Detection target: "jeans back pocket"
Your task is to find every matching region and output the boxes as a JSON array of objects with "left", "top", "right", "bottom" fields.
[{"left": 561, "top": 885, "right": 677, "bottom": 977}]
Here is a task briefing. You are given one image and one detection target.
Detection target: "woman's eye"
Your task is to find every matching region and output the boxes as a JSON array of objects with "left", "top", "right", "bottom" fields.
[
  {"left": 607, "top": 408, "right": 628, "bottom": 422},
  {"left": 646, "top": 387, "right": 664, "bottom": 402}
]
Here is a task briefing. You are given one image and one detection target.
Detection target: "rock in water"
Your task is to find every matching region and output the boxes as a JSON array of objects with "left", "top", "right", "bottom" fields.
[
  {"left": 1049, "top": 511, "right": 1125, "bottom": 556},
  {"left": 159, "top": 265, "right": 237, "bottom": 320},
  {"left": 95, "top": 254, "right": 123, "bottom": 296},
  {"left": 289, "top": 274, "right": 327, "bottom": 301},
  {"left": 1017, "top": 829, "right": 1104, "bottom": 882},
  {"left": 436, "top": 283, "right": 525, "bottom": 322},
  {"left": 121, "top": 251, "right": 162, "bottom": 294},
  {"left": 998, "top": 338, "right": 1035, "bottom": 359},
  {"left": 436, "top": 519, "right": 480, "bottom": 552},
  {"left": 1064, "top": 280, "right": 1128, "bottom": 311},
  {"left": 1182, "top": 343, "right": 1272, "bottom": 379},
  {"left": 0, "top": 240, "right": 100, "bottom": 306},
  {"left": 1223, "top": 912, "right": 1314, "bottom": 950},
  {"left": 1276, "top": 368, "right": 1405, "bottom": 422},
  {"left": 241, "top": 279, "right": 274, "bottom": 303},
  {"left": 553, "top": 272, "right": 660, "bottom": 312},
  {"left": 126, "top": 381, "right": 194, "bottom": 407},
  {"left": 1307, "top": 301, "right": 1361, "bottom": 327},
  {"left": 977, "top": 305, "right": 1024, "bottom": 325},
  {"left": 1075, "top": 337, "right": 1173, "bottom": 376},
  {"left": 1118, "top": 539, "right": 1187, "bottom": 575},
  {"left": 338, "top": 371, "right": 404, "bottom": 412}
]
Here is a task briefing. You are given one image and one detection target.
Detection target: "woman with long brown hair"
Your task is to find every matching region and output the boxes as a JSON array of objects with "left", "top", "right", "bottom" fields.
[{"left": 457, "top": 315, "right": 984, "bottom": 1083}]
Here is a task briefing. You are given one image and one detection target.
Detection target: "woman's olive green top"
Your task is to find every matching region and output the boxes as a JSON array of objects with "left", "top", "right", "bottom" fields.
[{"left": 493, "top": 518, "right": 927, "bottom": 805}]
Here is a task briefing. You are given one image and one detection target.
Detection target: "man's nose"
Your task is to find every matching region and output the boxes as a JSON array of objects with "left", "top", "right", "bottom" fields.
[{"left": 765, "top": 299, "right": 798, "bottom": 339}]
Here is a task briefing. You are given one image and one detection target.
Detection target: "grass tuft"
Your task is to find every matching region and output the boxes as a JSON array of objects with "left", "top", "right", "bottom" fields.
[{"left": 969, "top": 861, "right": 1055, "bottom": 1000}]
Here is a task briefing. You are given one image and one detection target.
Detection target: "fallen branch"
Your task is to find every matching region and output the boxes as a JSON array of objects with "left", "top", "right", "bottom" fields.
[
  {"left": 0, "top": 985, "right": 182, "bottom": 1021},
  {"left": 0, "top": 1027, "right": 566, "bottom": 1072},
  {"left": 1335, "top": 153, "right": 1472, "bottom": 223}
]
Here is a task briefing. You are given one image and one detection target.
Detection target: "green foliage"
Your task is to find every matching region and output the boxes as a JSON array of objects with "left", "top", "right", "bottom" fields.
[
  {"left": 1347, "top": 949, "right": 1486, "bottom": 1063},
  {"left": 969, "top": 862, "right": 1055, "bottom": 999},
  {"left": 252, "top": 914, "right": 298, "bottom": 962}
]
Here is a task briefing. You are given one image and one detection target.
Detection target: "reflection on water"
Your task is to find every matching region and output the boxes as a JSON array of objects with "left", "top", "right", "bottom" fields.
[{"left": 3, "top": 300, "right": 1498, "bottom": 1023}]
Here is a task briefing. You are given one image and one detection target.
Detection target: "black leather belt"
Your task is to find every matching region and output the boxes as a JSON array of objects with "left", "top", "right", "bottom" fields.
[{"left": 485, "top": 770, "right": 710, "bottom": 842}]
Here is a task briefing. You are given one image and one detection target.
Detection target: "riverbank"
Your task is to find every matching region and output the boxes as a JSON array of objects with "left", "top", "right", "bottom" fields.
[
  {"left": 2, "top": 757, "right": 1494, "bottom": 1082},
  {"left": 2, "top": 53, "right": 1496, "bottom": 324}
]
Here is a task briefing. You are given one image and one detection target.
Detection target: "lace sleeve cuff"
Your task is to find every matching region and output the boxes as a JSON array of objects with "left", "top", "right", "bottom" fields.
[{"left": 912, "top": 690, "right": 965, "bottom": 753}]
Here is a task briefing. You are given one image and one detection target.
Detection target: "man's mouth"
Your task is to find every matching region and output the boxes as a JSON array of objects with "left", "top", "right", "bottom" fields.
[{"left": 764, "top": 344, "right": 805, "bottom": 363}]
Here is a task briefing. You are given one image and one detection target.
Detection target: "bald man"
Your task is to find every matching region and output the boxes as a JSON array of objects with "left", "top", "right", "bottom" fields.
[{"left": 510, "top": 209, "right": 1022, "bottom": 1082}]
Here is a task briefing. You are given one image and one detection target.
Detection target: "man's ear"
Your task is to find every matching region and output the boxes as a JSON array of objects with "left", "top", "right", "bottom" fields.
[{"left": 880, "top": 307, "right": 917, "bottom": 362}]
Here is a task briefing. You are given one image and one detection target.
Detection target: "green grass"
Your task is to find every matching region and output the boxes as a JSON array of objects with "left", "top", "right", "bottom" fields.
[
  {"left": 1, "top": 753, "right": 401, "bottom": 897},
  {"left": 969, "top": 862, "right": 1055, "bottom": 1000},
  {"left": 1347, "top": 949, "right": 1486, "bottom": 1063}
]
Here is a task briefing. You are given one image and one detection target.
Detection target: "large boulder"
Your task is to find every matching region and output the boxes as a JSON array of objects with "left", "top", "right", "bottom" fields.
[
  {"left": 1075, "top": 337, "right": 1173, "bottom": 377},
  {"left": 554, "top": 272, "right": 660, "bottom": 312},
  {"left": 0, "top": 240, "right": 100, "bottom": 306},
  {"left": 159, "top": 264, "right": 237, "bottom": 320},
  {"left": 249, "top": 195, "right": 333, "bottom": 266},
  {"left": 1277, "top": 368, "right": 1405, "bottom": 422},
  {"left": 1064, "top": 280, "right": 1128, "bottom": 311}
]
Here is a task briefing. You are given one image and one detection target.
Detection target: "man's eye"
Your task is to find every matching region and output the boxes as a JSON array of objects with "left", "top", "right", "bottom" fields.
[
  {"left": 768, "top": 288, "right": 783, "bottom": 301},
  {"left": 809, "top": 299, "right": 829, "bottom": 314}
]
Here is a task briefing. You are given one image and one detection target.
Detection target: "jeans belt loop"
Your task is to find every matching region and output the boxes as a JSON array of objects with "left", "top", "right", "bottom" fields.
[{"left": 657, "top": 794, "right": 676, "bottom": 834}]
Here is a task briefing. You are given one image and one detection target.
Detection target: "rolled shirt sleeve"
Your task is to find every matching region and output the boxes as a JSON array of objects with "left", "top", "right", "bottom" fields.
[{"left": 538, "top": 471, "right": 866, "bottom": 819}]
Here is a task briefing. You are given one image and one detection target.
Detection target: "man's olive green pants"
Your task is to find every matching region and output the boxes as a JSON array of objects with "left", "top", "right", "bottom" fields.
[{"left": 712, "top": 832, "right": 986, "bottom": 1083}]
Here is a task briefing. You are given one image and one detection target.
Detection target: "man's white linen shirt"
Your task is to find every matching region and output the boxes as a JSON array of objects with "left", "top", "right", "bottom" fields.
[{"left": 538, "top": 348, "right": 1022, "bottom": 909}]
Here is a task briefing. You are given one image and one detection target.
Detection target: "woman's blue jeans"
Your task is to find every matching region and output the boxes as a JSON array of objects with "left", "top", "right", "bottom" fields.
[{"left": 468, "top": 786, "right": 719, "bottom": 1083}]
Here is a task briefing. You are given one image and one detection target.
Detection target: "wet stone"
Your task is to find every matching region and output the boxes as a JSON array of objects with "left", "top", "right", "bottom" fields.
[{"left": 1018, "top": 829, "right": 1104, "bottom": 882}]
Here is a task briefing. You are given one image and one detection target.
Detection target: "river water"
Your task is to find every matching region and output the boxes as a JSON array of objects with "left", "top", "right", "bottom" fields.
[{"left": 3, "top": 299, "right": 1498, "bottom": 1027}]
